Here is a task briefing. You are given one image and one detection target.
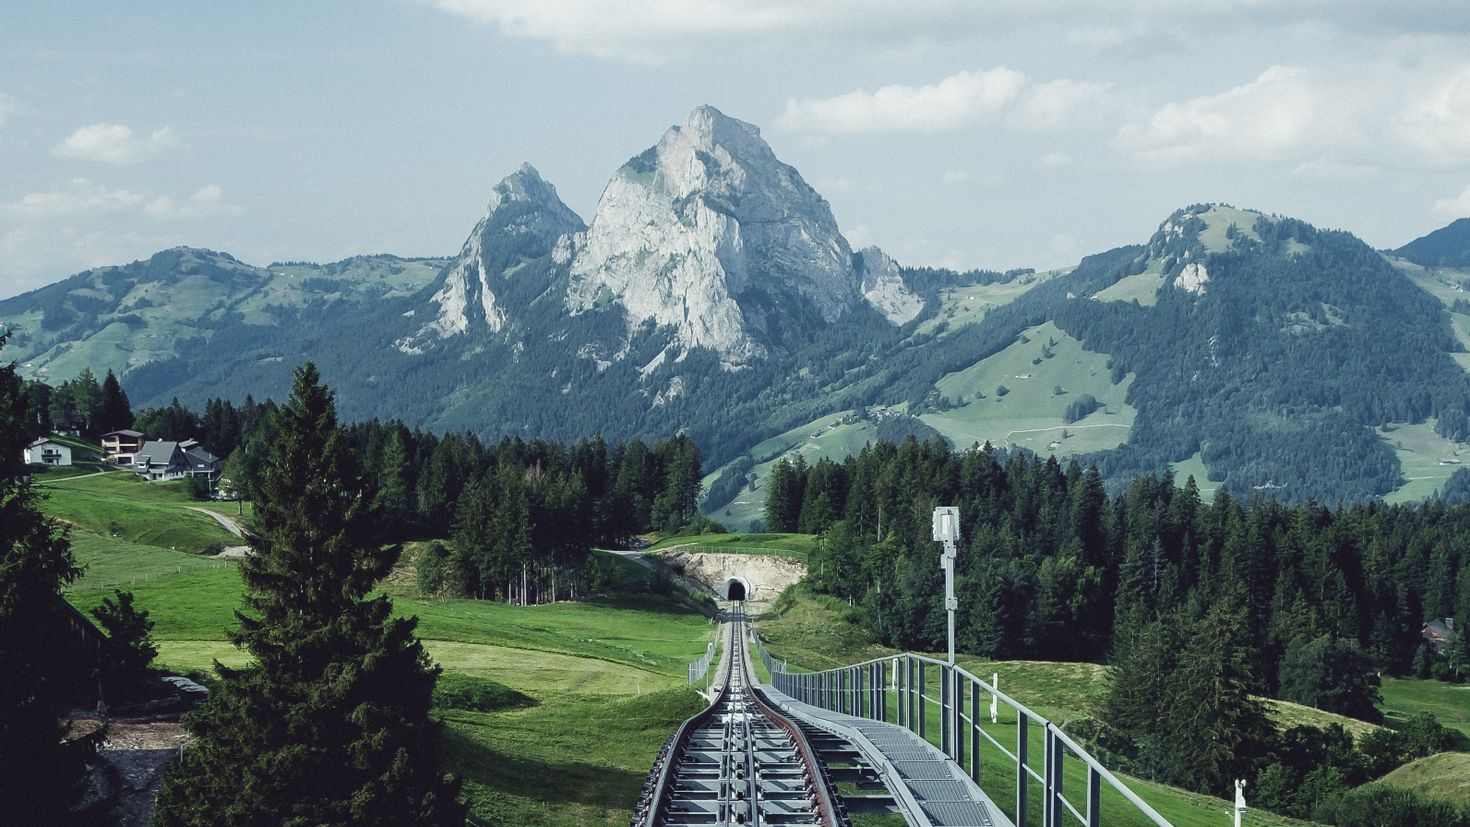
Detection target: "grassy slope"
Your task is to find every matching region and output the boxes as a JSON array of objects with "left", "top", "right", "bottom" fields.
[
  {"left": 1379, "top": 420, "right": 1470, "bottom": 503},
  {"left": 645, "top": 532, "right": 817, "bottom": 560},
  {"left": 1379, "top": 677, "right": 1470, "bottom": 740},
  {"left": 11, "top": 254, "right": 444, "bottom": 383},
  {"left": 913, "top": 269, "right": 1066, "bottom": 337},
  {"left": 701, "top": 409, "right": 889, "bottom": 529},
  {"left": 50, "top": 471, "right": 716, "bottom": 827},
  {"left": 920, "top": 320, "right": 1137, "bottom": 456},
  {"left": 1378, "top": 752, "right": 1470, "bottom": 810},
  {"left": 37, "top": 472, "right": 235, "bottom": 553}
]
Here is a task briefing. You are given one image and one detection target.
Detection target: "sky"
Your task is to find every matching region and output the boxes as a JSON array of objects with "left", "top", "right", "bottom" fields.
[{"left": 3, "top": 1, "right": 1470, "bottom": 299}]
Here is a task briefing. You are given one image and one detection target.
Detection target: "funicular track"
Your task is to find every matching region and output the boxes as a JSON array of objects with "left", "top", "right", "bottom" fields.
[{"left": 632, "top": 608, "right": 849, "bottom": 827}]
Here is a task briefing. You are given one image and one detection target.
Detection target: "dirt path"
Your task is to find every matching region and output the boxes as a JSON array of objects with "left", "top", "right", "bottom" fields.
[
  {"left": 185, "top": 507, "right": 250, "bottom": 556},
  {"left": 185, "top": 506, "right": 244, "bottom": 537}
]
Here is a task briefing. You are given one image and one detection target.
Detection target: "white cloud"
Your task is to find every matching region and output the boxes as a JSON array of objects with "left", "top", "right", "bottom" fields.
[
  {"left": 0, "top": 181, "right": 242, "bottom": 299},
  {"left": 1433, "top": 184, "right": 1470, "bottom": 218},
  {"left": 426, "top": 1, "right": 1470, "bottom": 64},
  {"left": 1039, "top": 151, "right": 1072, "bottom": 169},
  {"left": 1115, "top": 59, "right": 1470, "bottom": 171},
  {"left": 1394, "top": 65, "right": 1470, "bottom": 166},
  {"left": 776, "top": 68, "right": 1027, "bottom": 133},
  {"left": 0, "top": 179, "right": 146, "bottom": 218},
  {"left": 52, "top": 123, "right": 181, "bottom": 164},
  {"left": 1114, "top": 66, "right": 1371, "bottom": 165},
  {"left": 940, "top": 169, "right": 971, "bottom": 185}
]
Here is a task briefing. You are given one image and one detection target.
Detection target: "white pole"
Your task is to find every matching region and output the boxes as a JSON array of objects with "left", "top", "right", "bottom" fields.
[
  {"left": 932, "top": 506, "right": 960, "bottom": 665},
  {"left": 990, "top": 672, "right": 1000, "bottom": 724},
  {"left": 1234, "top": 779, "right": 1247, "bottom": 827}
]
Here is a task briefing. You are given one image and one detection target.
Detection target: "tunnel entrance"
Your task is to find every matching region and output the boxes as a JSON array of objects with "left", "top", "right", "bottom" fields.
[{"left": 721, "top": 578, "right": 748, "bottom": 601}]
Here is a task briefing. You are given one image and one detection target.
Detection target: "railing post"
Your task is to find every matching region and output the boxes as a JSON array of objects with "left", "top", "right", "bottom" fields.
[
  {"left": 1017, "top": 714, "right": 1029, "bottom": 827},
  {"left": 873, "top": 661, "right": 882, "bottom": 721},
  {"left": 940, "top": 665, "right": 952, "bottom": 756},
  {"left": 1054, "top": 732, "right": 1065, "bottom": 827},
  {"left": 969, "top": 675, "right": 981, "bottom": 784},
  {"left": 898, "top": 659, "right": 907, "bottom": 728},
  {"left": 953, "top": 669, "right": 964, "bottom": 766},
  {"left": 1044, "top": 727, "right": 1056, "bottom": 827},
  {"left": 1087, "top": 766, "right": 1101, "bottom": 827},
  {"left": 917, "top": 663, "right": 926, "bottom": 741}
]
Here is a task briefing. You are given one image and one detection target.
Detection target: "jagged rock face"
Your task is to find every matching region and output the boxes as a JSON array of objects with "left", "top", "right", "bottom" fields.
[
  {"left": 566, "top": 106, "right": 863, "bottom": 364},
  {"left": 855, "top": 247, "right": 923, "bottom": 326},
  {"left": 399, "top": 164, "right": 583, "bottom": 353}
]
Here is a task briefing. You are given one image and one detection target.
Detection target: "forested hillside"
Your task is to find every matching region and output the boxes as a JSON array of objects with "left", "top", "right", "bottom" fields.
[{"left": 769, "top": 436, "right": 1470, "bottom": 821}]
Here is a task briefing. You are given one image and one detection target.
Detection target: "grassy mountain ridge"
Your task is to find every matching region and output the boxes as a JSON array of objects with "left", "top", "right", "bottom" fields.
[
  {"left": 10, "top": 209, "right": 1470, "bottom": 505},
  {"left": 0, "top": 247, "right": 446, "bottom": 391}
]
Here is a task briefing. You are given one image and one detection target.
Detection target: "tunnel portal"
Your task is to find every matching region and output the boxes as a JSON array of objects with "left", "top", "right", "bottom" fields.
[{"left": 720, "top": 577, "right": 750, "bottom": 601}]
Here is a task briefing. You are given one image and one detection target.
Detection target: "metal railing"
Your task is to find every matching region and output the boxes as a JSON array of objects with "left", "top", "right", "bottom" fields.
[
  {"left": 687, "top": 640, "right": 716, "bottom": 685},
  {"left": 750, "top": 631, "right": 1172, "bottom": 827}
]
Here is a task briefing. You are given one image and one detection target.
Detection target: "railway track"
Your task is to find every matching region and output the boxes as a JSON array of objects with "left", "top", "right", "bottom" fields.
[{"left": 632, "top": 607, "right": 848, "bottom": 827}]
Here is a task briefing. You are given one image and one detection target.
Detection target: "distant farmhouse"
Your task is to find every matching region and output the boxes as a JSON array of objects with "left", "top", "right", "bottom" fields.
[
  {"left": 1422, "top": 617, "right": 1456, "bottom": 653},
  {"left": 132, "top": 439, "right": 221, "bottom": 483},
  {"left": 101, "top": 429, "right": 146, "bottom": 465},
  {"left": 23, "top": 437, "right": 72, "bottom": 467}
]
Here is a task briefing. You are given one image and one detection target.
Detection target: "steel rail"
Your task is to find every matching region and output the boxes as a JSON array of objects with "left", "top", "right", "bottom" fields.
[{"left": 632, "top": 607, "right": 845, "bottom": 827}]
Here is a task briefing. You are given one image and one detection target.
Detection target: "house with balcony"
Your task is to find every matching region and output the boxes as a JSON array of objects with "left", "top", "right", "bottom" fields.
[
  {"left": 101, "top": 429, "right": 147, "bottom": 465},
  {"left": 23, "top": 437, "right": 72, "bottom": 467}
]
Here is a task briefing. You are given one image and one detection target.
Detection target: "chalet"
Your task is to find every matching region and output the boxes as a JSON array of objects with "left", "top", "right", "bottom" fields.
[
  {"left": 133, "top": 439, "right": 221, "bottom": 482},
  {"left": 183, "top": 441, "right": 222, "bottom": 482},
  {"left": 1422, "top": 618, "right": 1455, "bottom": 653},
  {"left": 101, "top": 429, "right": 146, "bottom": 464},
  {"left": 23, "top": 437, "right": 72, "bottom": 466}
]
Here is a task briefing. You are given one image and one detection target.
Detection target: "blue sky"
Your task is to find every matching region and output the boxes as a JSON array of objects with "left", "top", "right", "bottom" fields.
[{"left": 3, "top": 1, "right": 1470, "bottom": 298}]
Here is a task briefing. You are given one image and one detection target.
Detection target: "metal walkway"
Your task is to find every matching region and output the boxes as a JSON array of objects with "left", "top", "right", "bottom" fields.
[{"left": 760, "top": 682, "right": 1013, "bottom": 827}]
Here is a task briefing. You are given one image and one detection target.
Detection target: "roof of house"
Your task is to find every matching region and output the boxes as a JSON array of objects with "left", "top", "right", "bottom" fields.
[
  {"left": 185, "top": 445, "right": 219, "bottom": 466},
  {"left": 135, "top": 440, "right": 184, "bottom": 466},
  {"left": 1424, "top": 618, "right": 1455, "bottom": 637},
  {"left": 102, "top": 429, "right": 145, "bottom": 438},
  {"left": 27, "top": 437, "right": 66, "bottom": 448}
]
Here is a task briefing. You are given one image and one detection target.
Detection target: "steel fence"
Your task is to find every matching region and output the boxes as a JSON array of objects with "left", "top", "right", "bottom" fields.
[{"left": 749, "top": 630, "right": 1173, "bottom": 827}]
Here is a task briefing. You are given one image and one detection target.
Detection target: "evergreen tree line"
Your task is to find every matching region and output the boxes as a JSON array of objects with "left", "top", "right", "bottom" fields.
[
  {"left": 769, "top": 438, "right": 1469, "bottom": 689},
  {"left": 18, "top": 366, "right": 134, "bottom": 437},
  {"left": 771, "top": 438, "right": 1470, "bottom": 820}
]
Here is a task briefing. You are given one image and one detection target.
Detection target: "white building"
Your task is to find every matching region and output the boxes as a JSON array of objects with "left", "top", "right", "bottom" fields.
[{"left": 24, "top": 438, "right": 73, "bottom": 466}]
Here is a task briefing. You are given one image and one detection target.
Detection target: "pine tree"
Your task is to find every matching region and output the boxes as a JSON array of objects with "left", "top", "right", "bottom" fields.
[
  {"left": 1159, "top": 596, "right": 1272, "bottom": 793},
  {"left": 100, "top": 368, "right": 134, "bottom": 434},
  {"left": 0, "top": 335, "right": 85, "bottom": 822},
  {"left": 374, "top": 427, "right": 413, "bottom": 536},
  {"left": 153, "top": 362, "right": 463, "bottom": 826}
]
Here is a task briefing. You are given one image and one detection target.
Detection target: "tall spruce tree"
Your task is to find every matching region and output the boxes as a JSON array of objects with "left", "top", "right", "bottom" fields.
[
  {"left": 0, "top": 335, "right": 86, "bottom": 822},
  {"left": 153, "top": 363, "right": 463, "bottom": 826},
  {"left": 100, "top": 368, "right": 133, "bottom": 433}
]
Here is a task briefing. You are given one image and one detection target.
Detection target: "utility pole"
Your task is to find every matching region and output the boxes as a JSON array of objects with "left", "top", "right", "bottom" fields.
[{"left": 932, "top": 506, "right": 960, "bottom": 665}]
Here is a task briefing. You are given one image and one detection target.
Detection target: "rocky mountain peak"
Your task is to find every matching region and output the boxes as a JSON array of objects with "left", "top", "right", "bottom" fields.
[
  {"left": 398, "top": 165, "right": 584, "bottom": 354},
  {"left": 565, "top": 105, "right": 865, "bottom": 365}
]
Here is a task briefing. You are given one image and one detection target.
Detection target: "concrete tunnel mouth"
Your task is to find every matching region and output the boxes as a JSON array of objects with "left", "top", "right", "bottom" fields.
[{"left": 719, "top": 577, "right": 751, "bottom": 601}]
